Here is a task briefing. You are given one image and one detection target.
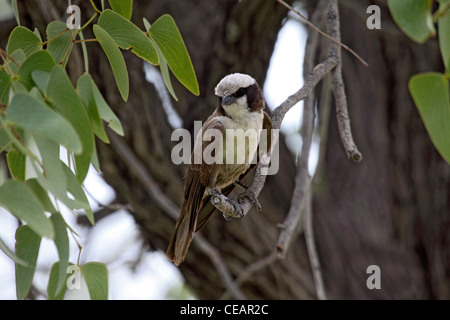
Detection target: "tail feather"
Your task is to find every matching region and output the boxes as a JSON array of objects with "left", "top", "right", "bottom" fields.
[
  {"left": 166, "top": 178, "right": 205, "bottom": 265},
  {"left": 166, "top": 207, "right": 194, "bottom": 266}
]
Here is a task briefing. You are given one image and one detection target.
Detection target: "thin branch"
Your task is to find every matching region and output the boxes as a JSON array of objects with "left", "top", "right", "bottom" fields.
[
  {"left": 327, "top": 0, "right": 362, "bottom": 162},
  {"left": 220, "top": 252, "right": 277, "bottom": 299},
  {"left": 275, "top": 0, "right": 368, "bottom": 67},
  {"left": 276, "top": 0, "right": 327, "bottom": 301},
  {"left": 276, "top": 29, "right": 317, "bottom": 257},
  {"left": 303, "top": 187, "right": 326, "bottom": 300},
  {"left": 108, "top": 133, "right": 246, "bottom": 300}
]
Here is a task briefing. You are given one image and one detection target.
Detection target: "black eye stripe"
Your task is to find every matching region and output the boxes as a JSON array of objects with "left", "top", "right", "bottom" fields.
[{"left": 233, "top": 87, "right": 246, "bottom": 98}]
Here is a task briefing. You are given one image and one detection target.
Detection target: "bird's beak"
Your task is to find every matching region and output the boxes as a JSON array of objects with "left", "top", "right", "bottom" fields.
[{"left": 222, "top": 95, "right": 236, "bottom": 106}]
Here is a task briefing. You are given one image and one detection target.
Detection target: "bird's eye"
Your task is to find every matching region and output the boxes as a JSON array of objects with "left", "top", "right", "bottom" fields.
[{"left": 234, "top": 87, "right": 246, "bottom": 98}]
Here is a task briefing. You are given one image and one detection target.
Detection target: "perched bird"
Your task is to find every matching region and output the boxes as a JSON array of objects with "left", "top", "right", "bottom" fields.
[{"left": 166, "top": 73, "right": 272, "bottom": 266}]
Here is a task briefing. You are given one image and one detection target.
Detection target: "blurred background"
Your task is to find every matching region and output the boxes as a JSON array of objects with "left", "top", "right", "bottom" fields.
[{"left": 0, "top": 0, "right": 449, "bottom": 299}]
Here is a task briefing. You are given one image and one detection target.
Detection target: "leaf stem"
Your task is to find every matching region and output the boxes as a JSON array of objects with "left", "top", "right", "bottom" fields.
[
  {"left": 0, "top": 49, "right": 19, "bottom": 75},
  {"left": 433, "top": 2, "right": 450, "bottom": 22},
  {"left": 41, "top": 28, "right": 70, "bottom": 47},
  {"left": 78, "top": 12, "right": 98, "bottom": 33},
  {"left": 89, "top": 0, "right": 102, "bottom": 15},
  {"left": 72, "top": 38, "right": 98, "bottom": 43}
]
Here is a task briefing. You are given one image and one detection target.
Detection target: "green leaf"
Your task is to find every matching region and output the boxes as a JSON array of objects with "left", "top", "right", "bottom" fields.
[
  {"left": 33, "top": 28, "right": 42, "bottom": 41},
  {"left": 97, "top": 10, "right": 158, "bottom": 65},
  {"left": 387, "top": 0, "right": 436, "bottom": 44},
  {"left": 6, "top": 149, "right": 26, "bottom": 181},
  {"left": 80, "top": 262, "right": 109, "bottom": 300},
  {"left": 143, "top": 18, "right": 177, "bottom": 101},
  {"left": 50, "top": 214, "right": 70, "bottom": 293},
  {"left": 17, "top": 50, "right": 55, "bottom": 90},
  {"left": 7, "top": 26, "right": 42, "bottom": 57},
  {"left": 438, "top": 0, "right": 450, "bottom": 71},
  {"left": 11, "top": 0, "right": 19, "bottom": 26},
  {"left": 24, "top": 178, "right": 56, "bottom": 213},
  {"left": 0, "top": 70, "right": 12, "bottom": 105},
  {"left": 48, "top": 261, "right": 73, "bottom": 300},
  {"left": 34, "top": 136, "right": 67, "bottom": 197},
  {"left": 46, "top": 21, "right": 73, "bottom": 66},
  {"left": 149, "top": 14, "right": 199, "bottom": 95},
  {"left": 6, "top": 93, "right": 82, "bottom": 153},
  {"left": 93, "top": 24, "right": 129, "bottom": 102},
  {"left": 31, "top": 70, "right": 51, "bottom": 94},
  {"left": 61, "top": 162, "right": 94, "bottom": 225},
  {"left": 5, "top": 49, "right": 26, "bottom": 75},
  {"left": 409, "top": 72, "right": 450, "bottom": 164},
  {"left": 77, "top": 74, "right": 109, "bottom": 143},
  {"left": 108, "top": 0, "right": 133, "bottom": 20},
  {"left": 15, "top": 226, "right": 41, "bottom": 300},
  {"left": 92, "top": 78, "right": 124, "bottom": 136},
  {"left": 0, "top": 236, "right": 27, "bottom": 266},
  {"left": 46, "top": 65, "right": 94, "bottom": 182},
  {"left": 0, "top": 124, "right": 11, "bottom": 152},
  {"left": 0, "top": 180, "right": 54, "bottom": 238}
]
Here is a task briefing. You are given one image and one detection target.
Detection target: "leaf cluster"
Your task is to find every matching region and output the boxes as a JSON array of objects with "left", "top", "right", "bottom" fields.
[
  {"left": 0, "top": 0, "right": 198, "bottom": 299},
  {"left": 388, "top": 0, "right": 450, "bottom": 164}
]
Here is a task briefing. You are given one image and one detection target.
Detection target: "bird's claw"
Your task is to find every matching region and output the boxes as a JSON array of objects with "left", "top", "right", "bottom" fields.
[
  {"left": 222, "top": 199, "right": 244, "bottom": 220},
  {"left": 238, "top": 189, "right": 262, "bottom": 213},
  {"left": 209, "top": 188, "right": 244, "bottom": 220}
]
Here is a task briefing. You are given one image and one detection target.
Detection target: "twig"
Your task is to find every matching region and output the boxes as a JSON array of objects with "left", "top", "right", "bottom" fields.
[
  {"left": 108, "top": 133, "right": 246, "bottom": 300},
  {"left": 275, "top": 0, "right": 323, "bottom": 257},
  {"left": 277, "top": 0, "right": 327, "bottom": 300},
  {"left": 327, "top": 0, "right": 362, "bottom": 162},
  {"left": 275, "top": 0, "right": 368, "bottom": 67},
  {"left": 220, "top": 252, "right": 277, "bottom": 299},
  {"left": 303, "top": 186, "right": 326, "bottom": 300}
]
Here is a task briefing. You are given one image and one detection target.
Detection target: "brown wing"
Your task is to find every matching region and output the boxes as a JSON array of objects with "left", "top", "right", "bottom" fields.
[
  {"left": 167, "top": 118, "right": 224, "bottom": 265},
  {"left": 195, "top": 111, "right": 273, "bottom": 231}
]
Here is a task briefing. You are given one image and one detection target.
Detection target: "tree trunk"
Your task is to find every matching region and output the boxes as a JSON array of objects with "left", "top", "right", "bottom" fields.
[{"left": 313, "top": 0, "right": 450, "bottom": 299}]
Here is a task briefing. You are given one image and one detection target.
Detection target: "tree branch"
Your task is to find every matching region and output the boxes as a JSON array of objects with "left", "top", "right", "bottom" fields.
[{"left": 327, "top": 0, "right": 363, "bottom": 162}]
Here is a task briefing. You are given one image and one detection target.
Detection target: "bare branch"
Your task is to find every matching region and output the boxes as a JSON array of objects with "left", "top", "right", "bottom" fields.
[
  {"left": 327, "top": 0, "right": 363, "bottom": 162},
  {"left": 303, "top": 187, "right": 326, "bottom": 300},
  {"left": 220, "top": 252, "right": 277, "bottom": 299},
  {"left": 276, "top": 0, "right": 327, "bottom": 301},
  {"left": 276, "top": 13, "right": 318, "bottom": 256}
]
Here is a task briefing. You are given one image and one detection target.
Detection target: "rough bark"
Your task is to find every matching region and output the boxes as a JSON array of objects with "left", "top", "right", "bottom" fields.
[{"left": 313, "top": 0, "right": 450, "bottom": 299}]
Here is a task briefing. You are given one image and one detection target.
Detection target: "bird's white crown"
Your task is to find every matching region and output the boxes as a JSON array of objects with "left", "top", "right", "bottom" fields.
[{"left": 215, "top": 73, "right": 255, "bottom": 97}]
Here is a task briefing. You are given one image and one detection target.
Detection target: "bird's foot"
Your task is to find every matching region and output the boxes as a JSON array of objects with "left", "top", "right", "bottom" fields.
[
  {"left": 233, "top": 180, "right": 249, "bottom": 190},
  {"left": 238, "top": 188, "right": 262, "bottom": 213},
  {"left": 209, "top": 188, "right": 244, "bottom": 220}
]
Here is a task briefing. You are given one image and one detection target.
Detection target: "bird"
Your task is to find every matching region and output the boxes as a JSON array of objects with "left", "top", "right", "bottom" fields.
[{"left": 166, "top": 73, "right": 272, "bottom": 266}]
